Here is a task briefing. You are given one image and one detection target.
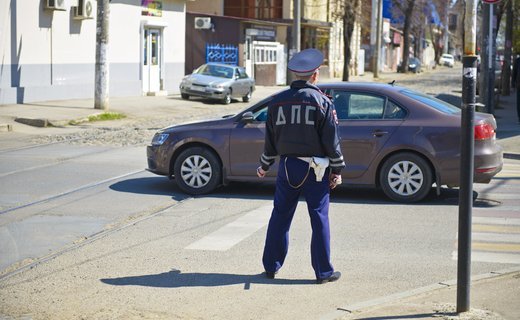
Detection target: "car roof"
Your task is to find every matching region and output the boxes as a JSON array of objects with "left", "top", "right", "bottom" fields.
[
  {"left": 205, "top": 62, "right": 238, "bottom": 68},
  {"left": 318, "top": 82, "right": 405, "bottom": 93}
]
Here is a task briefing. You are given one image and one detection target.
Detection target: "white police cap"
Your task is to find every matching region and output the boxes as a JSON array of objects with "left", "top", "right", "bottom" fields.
[{"left": 288, "top": 48, "right": 324, "bottom": 77}]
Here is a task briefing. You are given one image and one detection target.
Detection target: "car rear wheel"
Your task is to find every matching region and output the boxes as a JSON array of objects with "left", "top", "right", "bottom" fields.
[
  {"left": 379, "top": 153, "right": 432, "bottom": 203},
  {"left": 242, "top": 89, "right": 252, "bottom": 102},
  {"left": 222, "top": 91, "right": 232, "bottom": 105},
  {"left": 174, "top": 147, "right": 221, "bottom": 195},
  {"left": 181, "top": 93, "right": 190, "bottom": 100}
]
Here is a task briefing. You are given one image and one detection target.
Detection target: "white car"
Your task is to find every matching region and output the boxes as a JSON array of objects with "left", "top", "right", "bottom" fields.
[
  {"left": 440, "top": 54, "right": 455, "bottom": 68},
  {"left": 179, "top": 63, "right": 255, "bottom": 105}
]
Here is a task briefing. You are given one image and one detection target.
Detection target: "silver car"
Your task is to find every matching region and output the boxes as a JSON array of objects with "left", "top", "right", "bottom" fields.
[{"left": 179, "top": 63, "right": 255, "bottom": 104}]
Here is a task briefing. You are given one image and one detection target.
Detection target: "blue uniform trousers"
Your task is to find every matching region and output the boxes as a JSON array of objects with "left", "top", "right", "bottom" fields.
[{"left": 262, "top": 156, "right": 334, "bottom": 279}]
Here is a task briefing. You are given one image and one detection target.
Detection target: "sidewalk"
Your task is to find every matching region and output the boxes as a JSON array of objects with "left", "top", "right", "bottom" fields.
[
  {"left": 327, "top": 267, "right": 520, "bottom": 320},
  {"left": 1, "top": 72, "right": 519, "bottom": 319}
]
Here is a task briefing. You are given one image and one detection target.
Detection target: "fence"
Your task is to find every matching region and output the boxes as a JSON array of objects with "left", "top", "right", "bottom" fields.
[{"left": 206, "top": 44, "right": 238, "bottom": 65}]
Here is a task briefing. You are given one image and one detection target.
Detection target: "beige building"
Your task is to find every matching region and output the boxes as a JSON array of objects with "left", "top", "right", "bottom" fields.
[{"left": 186, "top": 0, "right": 362, "bottom": 82}]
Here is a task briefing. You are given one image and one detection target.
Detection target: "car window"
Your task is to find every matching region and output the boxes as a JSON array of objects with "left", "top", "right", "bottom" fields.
[
  {"left": 383, "top": 100, "right": 407, "bottom": 119},
  {"left": 331, "top": 91, "right": 385, "bottom": 120},
  {"left": 253, "top": 107, "right": 268, "bottom": 122},
  {"left": 196, "top": 64, "right": 234, "bottom": 79},
  {"left": 237, "top": 68, "right": 249, "bottom": 79},
  {"left": 400, "top": 89, "right": 460, "bottom": 114}
]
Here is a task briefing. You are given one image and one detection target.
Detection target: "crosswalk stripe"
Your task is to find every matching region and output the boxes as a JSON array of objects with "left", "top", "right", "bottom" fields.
[
  {"left": 476, "top": 193, "right": 519, "bottom": 200},
  {"left": 472, "top": 232, "right": 520, "bottom": 243},
  {"left": 472, "top": 224, "right": 520, "bottom": 233},
  {"left": 452, "top": 251, "right": 520, "bottom": 264},
  {"left": 496, "top": 172, "right": 520, "bottom": 178},
  {"left": 473, "top": 217, "right": 520, "bottom": 226},
  {"left": 185, "top": 205, "right": 272, "bottom": 251},
  {"left": 471, "top": 242, "right": 520, "bottom": 252}
]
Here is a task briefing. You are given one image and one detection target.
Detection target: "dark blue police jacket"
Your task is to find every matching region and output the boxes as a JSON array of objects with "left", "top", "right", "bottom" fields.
[{"left": 260, "top": 80, "right": 345, "bottom": 174}]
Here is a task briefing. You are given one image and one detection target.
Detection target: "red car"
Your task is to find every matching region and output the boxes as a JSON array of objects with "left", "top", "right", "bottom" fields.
[{"left": 147, "top": 82, "right": 503, "bottom": 202}]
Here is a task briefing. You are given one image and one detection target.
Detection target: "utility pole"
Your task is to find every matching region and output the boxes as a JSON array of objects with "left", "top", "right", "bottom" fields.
[
  {"left": 95, "top": 0, "right": 110, "bottom": 110},
  {"left": 481, "top": 1, "right": 498, "bottom": 114},
  {"left": 373, "top": 0, "right": 382, "bottom": 78},
  {"left": 457, "top": 0, "right": 478, "bottom": 313},
  {"left": 288, "top": 0, "right": 301, "bottom": 84},
  {"left": 502, "top": 0, "right": 513, "bottom": 96}
]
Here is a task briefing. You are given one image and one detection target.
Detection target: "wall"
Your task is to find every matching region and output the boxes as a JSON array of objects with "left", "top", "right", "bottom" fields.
[
  {"left": 0, "top": 0, "right": 187, "bottom": 104},
  {"left": 186, "top": 0, "right": 223, "bottom": 15},
  {"left": 185, "top": 12, "right": 241, "bottom": 75}
]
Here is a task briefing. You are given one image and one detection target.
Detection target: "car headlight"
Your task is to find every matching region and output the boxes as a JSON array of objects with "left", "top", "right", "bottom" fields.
[
  {"left": 210, "top": 83, "right": 225, "bottom": 89},
  {"left": 151, "top": 133, "right": 169, "bottom": 146}
]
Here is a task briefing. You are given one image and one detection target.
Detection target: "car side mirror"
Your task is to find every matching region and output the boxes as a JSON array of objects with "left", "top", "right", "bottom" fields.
[{"left": 241, "top": 111, "right": 254, "bottom": 123}]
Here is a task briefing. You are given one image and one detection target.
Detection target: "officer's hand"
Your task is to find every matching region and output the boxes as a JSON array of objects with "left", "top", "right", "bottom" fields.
[
  {"left": 329, "top": 173, "right": 342, "bottom": 189},
  {"left": 257, "top": 166, "right": 267, "bottom": 178}
]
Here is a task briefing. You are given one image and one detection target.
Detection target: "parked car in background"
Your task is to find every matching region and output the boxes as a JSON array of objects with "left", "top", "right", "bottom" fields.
[
  {"left": 179, "top": 63, "right": 255, "bottom": 104},
  {"left": 398, "top": 57, "right": 422, "bottom": 73},
  {"left": 147, "top": 82, "right": 503, "bottom": 203},
  {"left": 408, "top": 57, "right": 422, "bottom": 73},
  {"left": 440, "top": 54, "right": 455, "bottom": 68}
]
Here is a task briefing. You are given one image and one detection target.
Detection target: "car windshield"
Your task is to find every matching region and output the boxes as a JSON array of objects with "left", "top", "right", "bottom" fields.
[
  {"left": 195, "top": 64, "right": 234, "bottom": 79},
  {"left": 400, "top": 89, "right": 460, "bottom": 114}
]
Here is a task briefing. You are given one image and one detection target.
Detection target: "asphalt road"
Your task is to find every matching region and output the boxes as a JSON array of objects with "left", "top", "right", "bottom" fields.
[{"left": 0, "top": 66, "right": 519, "bottom": 319}]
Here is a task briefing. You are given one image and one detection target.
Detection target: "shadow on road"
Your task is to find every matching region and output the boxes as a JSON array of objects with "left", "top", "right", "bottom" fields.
[
  {"left": 109, "top": 177, "right": 190, "bottom": 201},
  {"left": 100, "top": 269, "right": 314, "bottom": 288},
  {"left": 109, "top": 177, "right": 500, "bottom": 208}
]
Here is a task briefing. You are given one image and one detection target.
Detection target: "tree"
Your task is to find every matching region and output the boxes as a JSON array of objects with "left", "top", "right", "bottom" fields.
[
  {"left": 428, "top": 0, "right": 449, "bottom": 64},
  {"left": 329, "top": 0, "right": 363, "bottom": 81},
  {"left": 392, "top": 0, "right": 418, "bottom": 73}
]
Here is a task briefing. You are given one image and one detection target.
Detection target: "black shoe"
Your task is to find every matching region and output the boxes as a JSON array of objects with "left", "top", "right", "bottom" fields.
[
  {"left": 316, "top": 271, "right": 341, "bottom": 284},
  {"left": 265, "top": 271, "right": 277, "bottom": 279}
]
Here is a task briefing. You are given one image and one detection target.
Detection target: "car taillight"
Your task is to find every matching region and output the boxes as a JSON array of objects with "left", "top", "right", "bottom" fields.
[{"left": 474, "top": 123, "right": 495, "bottom": 140}]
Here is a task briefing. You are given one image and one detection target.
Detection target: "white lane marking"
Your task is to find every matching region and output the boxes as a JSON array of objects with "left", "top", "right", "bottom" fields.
[
  {"left": 185, "top": 205, "right": 272, "bottom": 251},
  {"left": 473, "top": 217, "right": 520, "bottom": 226},
  {"left": 452, "top": 251, "right": 520, "bottom": 264},
  {"left": 472, "top": 232, "right": 520, "bottom": 243}
]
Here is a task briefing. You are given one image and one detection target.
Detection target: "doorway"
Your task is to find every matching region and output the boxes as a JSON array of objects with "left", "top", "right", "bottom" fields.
[{"left": 142, "top": 28, "right": 162, "bottom": 94}]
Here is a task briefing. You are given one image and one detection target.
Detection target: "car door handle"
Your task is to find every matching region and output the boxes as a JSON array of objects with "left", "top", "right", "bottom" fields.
[{"left": 372, "top": 130, "right": 388, "bottom": 137}]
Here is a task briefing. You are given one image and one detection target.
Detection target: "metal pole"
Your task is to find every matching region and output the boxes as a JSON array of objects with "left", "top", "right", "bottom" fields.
[
  {"left": 293, "top": 0, "right": 301, "bottom": 52},
  {"left": 288, "top": 0, "right": 301, "bottom": 84},
  {"left": 373, "top": 0, "right": 382, "bottom": 78},
  {"left": 457, "top": 0, "right": 478, "bottom": 313}
]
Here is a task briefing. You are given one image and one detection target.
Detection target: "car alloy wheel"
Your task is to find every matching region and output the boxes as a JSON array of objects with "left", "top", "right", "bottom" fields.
[
  {"left": 181, "top": 93, "right": 190, "bottom": 100},
  {"left": 174, "top": 147, "right": 221, "bottom": 195},
  {"left": 380, "top": 152, "right": 433, "bottom": 203},
  {"left": 242, "top": 89, "right": 252, "bottom": 102},
  {"left": 222, "top": 91, "right": 232, "bottom": 105}
]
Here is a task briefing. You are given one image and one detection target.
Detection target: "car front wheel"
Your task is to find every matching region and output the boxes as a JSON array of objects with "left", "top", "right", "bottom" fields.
[
  {"left": 242, "top": 89, "right": 252, "bottom": 102},
  {"left": 173, "top": 147, "right": 222, "bottom": 195},
  {"left": 379, "top": 153, "right": 433, "bottom": 203},
  {"left": 181, "top": 93, "right": 189, "bottom": 100},
  {"left": 222, "top": 91, "right": 232, "bottom": 105}
]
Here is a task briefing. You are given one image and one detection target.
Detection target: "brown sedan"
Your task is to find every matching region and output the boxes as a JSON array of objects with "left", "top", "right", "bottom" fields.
[{"left": 147, "top": 82, "right": 503, "bottom": 202}]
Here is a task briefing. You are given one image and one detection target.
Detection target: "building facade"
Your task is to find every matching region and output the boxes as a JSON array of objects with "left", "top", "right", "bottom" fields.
[
  {"left": 186, "top": 0, "right": 361, "bottom": 85},
  {"left": 1, "top": 0, "right": 188, "bottom": 105}
]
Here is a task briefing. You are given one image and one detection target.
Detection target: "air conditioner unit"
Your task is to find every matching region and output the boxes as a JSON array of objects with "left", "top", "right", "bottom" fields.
[
  {"left": 74, "top": 0, "right": 94, "bottom": 19},
  {"left": 194, "top": 17, "right": 212, "bottom": 29},
  {"left": 46, "top": 0, "right": 66, "bottom": 11}
]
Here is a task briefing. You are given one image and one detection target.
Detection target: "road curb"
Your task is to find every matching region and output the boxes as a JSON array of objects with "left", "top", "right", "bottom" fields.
[{"left": 320, "top": 266, "right": 520, "bottom": 320}]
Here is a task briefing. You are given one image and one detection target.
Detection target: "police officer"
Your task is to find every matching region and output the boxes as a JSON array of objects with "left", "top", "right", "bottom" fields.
[{"left": 256, "top": 48, "right": 345, "bottom": 284}]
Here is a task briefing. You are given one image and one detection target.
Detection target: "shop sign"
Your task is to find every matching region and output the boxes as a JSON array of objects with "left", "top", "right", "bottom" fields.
[
  {"left": 142, "top": 0, "right": 162, "bottom": 17},
  {"left": 246, "top": 26, "right": 276, "bottom": 41}
]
